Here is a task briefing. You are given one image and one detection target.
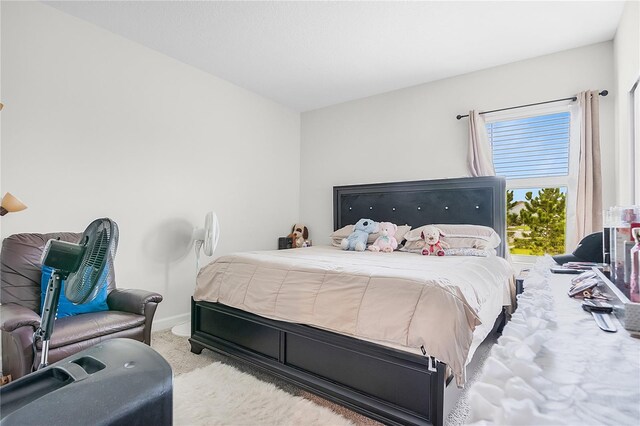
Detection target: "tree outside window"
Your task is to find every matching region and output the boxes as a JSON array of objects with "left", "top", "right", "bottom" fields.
[{"left": 507, "top": 187, "right": 566, "bottom": 255}]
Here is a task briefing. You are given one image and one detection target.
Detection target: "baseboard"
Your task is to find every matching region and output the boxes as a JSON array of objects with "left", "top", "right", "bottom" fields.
[{"left": 153, "top": 312, "right": 190, "bottom": 332}]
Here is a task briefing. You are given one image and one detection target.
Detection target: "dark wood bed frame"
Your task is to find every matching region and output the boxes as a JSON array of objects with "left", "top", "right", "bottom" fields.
[{"left": 189, "top": 176, "right": 507, "bottom": 426}]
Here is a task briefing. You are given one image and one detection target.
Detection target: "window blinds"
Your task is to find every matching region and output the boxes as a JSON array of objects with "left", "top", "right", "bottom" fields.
[{"left": 487, "top": 112, "right": 570, "bottom": 179}]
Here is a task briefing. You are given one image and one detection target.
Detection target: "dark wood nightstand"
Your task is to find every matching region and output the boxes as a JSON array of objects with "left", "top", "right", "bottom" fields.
[{"left": 515, "top": 268, "right": 530, "bottom": 296}]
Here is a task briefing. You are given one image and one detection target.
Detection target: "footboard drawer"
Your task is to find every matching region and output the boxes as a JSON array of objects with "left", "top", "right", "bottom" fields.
[
  {"left": 285, "top": 333, "right": 431, "bottom": 417},
  {"left": 194, "top": 301, "right": 280, "bottom": 360}
]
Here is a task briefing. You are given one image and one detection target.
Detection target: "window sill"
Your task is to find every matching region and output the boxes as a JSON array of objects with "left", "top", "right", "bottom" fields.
[
  {"left": 510, "top": 254, "right": 542, "bottom": 265},
  {"left": 509, "top": 254, "right": 544, "bottom": 274}
]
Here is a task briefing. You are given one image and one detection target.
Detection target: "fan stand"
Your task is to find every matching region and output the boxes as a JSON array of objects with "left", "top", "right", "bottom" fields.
[
  {"left": 171, "top": 322, "right": 191, "bottom": 337},
  {"left": 171, "top": 240, "right": 204, "bottom": 337},
  {"left": 33, "top": 271, "right": 66, "bottom": 370},
  {"left": 172, "top": 212, "right": 218, "bottom": 338}
]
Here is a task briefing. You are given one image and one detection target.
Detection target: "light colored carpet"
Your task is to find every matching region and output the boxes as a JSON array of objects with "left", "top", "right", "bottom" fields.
[
  {"left": 174, "top": 361, "right": 353, "bottom": 425},
  {"left": 151, "top": 329, "right": 492, "bottom": 425}
]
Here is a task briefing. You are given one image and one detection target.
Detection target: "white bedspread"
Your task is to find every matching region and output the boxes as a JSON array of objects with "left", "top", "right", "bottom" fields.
[
  {"left": 467, "top": 257, "right": 640, "bottom": 425},
  {"left": 194, "top": 246, "right": 513, "bottom": 385}
]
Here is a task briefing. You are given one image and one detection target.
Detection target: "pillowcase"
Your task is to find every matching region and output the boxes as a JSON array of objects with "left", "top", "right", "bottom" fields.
[
  {"left": 330, "top": 225, "right": 353, "bottom": 247},
  {"left": 403, "top": 224, "right": 501, "bottom": 251},
  {"left": 443, "top": 248, "right": 495, "bottom": 257},
  {"left": 400, "top": 246, "right": 494, "bottom": 256},
  {"left": 330, "top": 224, "right": 412, "bottom": 247},
  {"left": 40, "top": 265, "right": 109, "bottom": 318},
  {"left": 392, "top": 225, "right": 413, "bottom": 243}
]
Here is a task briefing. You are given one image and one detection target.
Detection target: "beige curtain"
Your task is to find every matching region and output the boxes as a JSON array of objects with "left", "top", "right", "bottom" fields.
[
  {"left": 467, "top": 110, "right": 514, "bottom": 264},
  {"left": 576, "top": 90, "right": 603, "bottom": 240},
  {"left": 467, "top": 110, "right": 495, "bottom": 177}
]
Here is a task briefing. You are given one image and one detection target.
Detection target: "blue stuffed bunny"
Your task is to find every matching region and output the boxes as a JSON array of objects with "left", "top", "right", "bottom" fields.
[{"left": 341, "top": 218, "right": 379, "bottom": 251}]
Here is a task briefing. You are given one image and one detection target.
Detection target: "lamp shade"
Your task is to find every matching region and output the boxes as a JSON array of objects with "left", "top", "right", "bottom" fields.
[{"left": 0, "top": 192, "right": 27, "bottom": 216}]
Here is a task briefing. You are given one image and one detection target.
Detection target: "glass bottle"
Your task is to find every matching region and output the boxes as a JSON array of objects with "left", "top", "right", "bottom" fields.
[
  {"left": 630, "top": 227, "right": 640, "bottom": 303},
  {"left": 603, "top": 209, "right": 612, "bottom": 265}
]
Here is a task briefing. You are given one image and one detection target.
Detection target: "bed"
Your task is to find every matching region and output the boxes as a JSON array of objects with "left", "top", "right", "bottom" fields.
[{"left": 189, "top": 176, "right": 511, "bottom": 426}]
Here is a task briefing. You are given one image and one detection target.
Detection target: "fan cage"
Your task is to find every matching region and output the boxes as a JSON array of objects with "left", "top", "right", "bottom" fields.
[{"left": 64, "top": 219, "right": 119, "bottom": 304}]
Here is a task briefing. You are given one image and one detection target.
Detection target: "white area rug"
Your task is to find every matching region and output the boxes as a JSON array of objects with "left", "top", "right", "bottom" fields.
[{"left": 173, "top": 361, "right": 354, "bottom": 426}]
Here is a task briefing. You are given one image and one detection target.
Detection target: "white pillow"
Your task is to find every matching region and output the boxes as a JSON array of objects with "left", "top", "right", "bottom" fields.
[
  {"left": 399, "top": 247, "right": 494, "bottom": 257},
  {"left": 330, "top": 224, "right": 412, "bottom": 247},
  {"left": 330, "top": 225, "right": 354, "bottom": 247},
  {"left": 403, "top": 224, "right": 501, "bottom": 250},
  {"left": 443, "top": 248, "right": 496, "bottom": 257}
]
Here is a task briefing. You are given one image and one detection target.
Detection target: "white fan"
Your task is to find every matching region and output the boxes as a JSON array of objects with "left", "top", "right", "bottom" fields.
[
  {"left": 172, "top": 211, "right": 220, "bottom": 337},
  {"left": 192, "top": 211, "right": 220, "bottom": 268}
]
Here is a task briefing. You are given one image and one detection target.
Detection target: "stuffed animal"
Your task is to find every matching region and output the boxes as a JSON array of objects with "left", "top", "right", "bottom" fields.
[
  {"left": 367, "top": 222, "right": 398, "bottom": 253},
  {"left": 288, "top": 224, "right": 309, "bottom": 248},
  {"left": 420, "top": 225, "right": 449, "bottom": 256},
  {"left": 341, "top": 218, "right": 379, "bottom": 251}
]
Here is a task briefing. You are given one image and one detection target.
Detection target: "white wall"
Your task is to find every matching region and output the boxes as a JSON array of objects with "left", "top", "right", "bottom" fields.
[
  {"left": 613, "top": 0, "right": 640, "bottom": 205},
  {"left": 0, "top": 2, "right": 300, "bottom": 328},
  {"left": 300, "top": 42, "right": 616, "bottom": 246}
]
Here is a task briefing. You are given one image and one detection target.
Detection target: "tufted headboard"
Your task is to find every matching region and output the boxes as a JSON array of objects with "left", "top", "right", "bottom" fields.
[{"left": 333, "top": 176, "right": 507, "bottom": 257}]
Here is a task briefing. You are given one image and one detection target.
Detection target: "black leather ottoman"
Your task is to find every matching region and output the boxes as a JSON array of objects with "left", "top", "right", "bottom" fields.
[{"left": 0, "top": 338, "right": 172, "bottom": 426}]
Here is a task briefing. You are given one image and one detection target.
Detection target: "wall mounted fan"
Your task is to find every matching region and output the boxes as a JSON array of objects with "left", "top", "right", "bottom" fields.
[
  {"left": 35, "top": 218, "right": 118, "bottom": 369},
  {"left": 171, "top": 211, "right": 219, "bottom": 337}
]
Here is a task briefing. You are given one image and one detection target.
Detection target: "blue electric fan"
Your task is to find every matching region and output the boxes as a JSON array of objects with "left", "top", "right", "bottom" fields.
[{"left": 34, "top": 218, "right": 119, "bottom": 369}]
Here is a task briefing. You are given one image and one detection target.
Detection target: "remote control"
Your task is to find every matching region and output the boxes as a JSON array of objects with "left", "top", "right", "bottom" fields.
[
  {"left": 582, "top": 299, "right": 614, "bottom": 313},
  {"left": 591, "top": 312, "right": 617, "bottom": 332},
  {"left": 571, "top": 270, "right": 597, "bottom": 284}
]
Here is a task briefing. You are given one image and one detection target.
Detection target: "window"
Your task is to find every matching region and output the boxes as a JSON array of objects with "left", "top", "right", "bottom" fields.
[{"left": 485, "top": 104, "right": 577, "bottom": 257}]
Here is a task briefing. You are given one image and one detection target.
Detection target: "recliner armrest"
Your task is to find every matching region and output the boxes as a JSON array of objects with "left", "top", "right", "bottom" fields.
[
  {"left": 107, "top": 289, "right": 163, "bottom": 315},
  {"left": 0, "top": 303, "right": 41, "bottom": 332}
]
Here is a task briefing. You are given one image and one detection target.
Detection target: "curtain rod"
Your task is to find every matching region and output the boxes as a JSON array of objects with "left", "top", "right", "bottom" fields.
[{"left": 455, "top": 90, "right": 608, "bottom": 120}]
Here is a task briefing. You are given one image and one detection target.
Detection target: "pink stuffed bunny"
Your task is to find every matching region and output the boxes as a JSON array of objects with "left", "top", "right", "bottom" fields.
[
  {"left": 367, "top": 222, "right": 398, "bottom": 253},
  {"left": 420, "top": 225, "right": 449, "bottom": 256}
]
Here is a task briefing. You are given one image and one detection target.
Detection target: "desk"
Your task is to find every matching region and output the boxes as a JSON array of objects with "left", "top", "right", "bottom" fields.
[{"left": 467, "top": 257, "right": 640, "bottom": 425}]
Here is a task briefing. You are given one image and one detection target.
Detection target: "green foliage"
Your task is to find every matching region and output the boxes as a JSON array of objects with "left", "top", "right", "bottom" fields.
[
  {"left": 507, "top": 188, "right": 566, "bottom": 256},
  {"left": 506, "top": 190, "right": 521, "bottom": 227}
]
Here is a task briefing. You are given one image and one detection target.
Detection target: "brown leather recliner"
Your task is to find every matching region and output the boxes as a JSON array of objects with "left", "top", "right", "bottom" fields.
[{"left": 0, "top": 232, "right": 163, "bottom": 380}]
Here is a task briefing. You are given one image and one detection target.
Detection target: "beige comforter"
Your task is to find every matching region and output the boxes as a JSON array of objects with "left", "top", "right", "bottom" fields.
[{"left": 194, "top": 246, "right": 514, "bottom": 385}]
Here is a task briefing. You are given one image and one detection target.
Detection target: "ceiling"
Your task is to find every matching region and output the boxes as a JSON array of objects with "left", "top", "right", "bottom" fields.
[{"left": 45, "top": 1, "right": 625, "bottom": 112}]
